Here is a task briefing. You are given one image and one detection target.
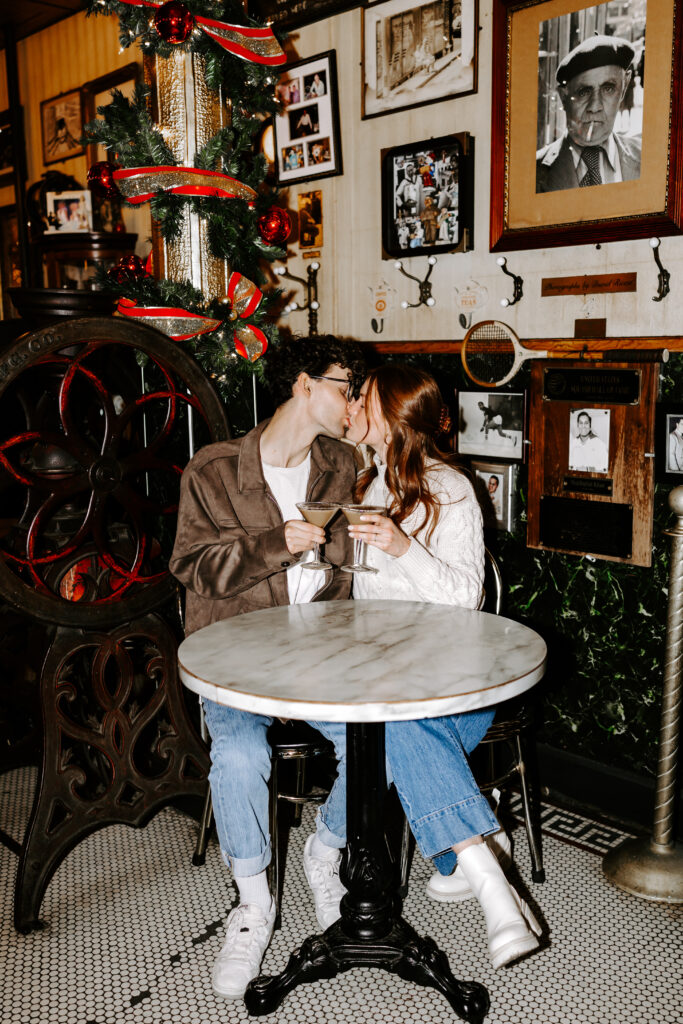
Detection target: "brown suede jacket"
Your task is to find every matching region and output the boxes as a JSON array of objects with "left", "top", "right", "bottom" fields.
[{"left": 169, "top": 419, "right": 356, "bottom": 635}]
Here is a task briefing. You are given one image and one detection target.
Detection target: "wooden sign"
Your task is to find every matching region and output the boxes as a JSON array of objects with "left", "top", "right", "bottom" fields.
[
  {"left": 526, "top": 360, "right": 659, "bottom": 567},
  {"left": 541, "top": 274, "right": 637, "bottom": 297}
]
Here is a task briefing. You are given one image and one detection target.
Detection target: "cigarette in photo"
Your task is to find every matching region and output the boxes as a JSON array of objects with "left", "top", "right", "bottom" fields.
[{"left": 586, "top": 122, "right": 594, "bottom": 142}]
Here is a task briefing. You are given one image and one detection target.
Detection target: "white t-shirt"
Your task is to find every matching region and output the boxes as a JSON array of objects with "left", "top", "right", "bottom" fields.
[{"left": 262, "top": 453, "right": 326, "bottom": 603}]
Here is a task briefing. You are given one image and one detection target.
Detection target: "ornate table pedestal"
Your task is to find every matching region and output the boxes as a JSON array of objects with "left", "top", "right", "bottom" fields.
[{"left": 178, "top": 601, "right": 547, "bottom": 1022}]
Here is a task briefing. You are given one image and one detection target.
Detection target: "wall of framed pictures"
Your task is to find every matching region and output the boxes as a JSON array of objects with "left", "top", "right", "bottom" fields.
[{"left": 279, "top": 0, "right": 683, "bottom": 354}]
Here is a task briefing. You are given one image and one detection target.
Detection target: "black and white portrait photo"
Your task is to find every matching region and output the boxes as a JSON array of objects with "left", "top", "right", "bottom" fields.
[
  {"left": 471, "top": 460, "right": 517, "bottom": 532},
  {"left": 457, "top": 392, "right": 524, "bottom": 459},
  {"left": 568, "top": 408, "right": 610, "bottom": 474},
  {"left": 536, "top": 0, "right": 646, "bottom": 194},
  {"left": 667, "top": 414, "right": 683, "bottom": 474}
]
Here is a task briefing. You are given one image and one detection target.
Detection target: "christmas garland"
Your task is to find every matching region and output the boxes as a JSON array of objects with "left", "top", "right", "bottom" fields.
[
  {"left": 87, "top": 1, "right": 285, "bottom": 103},
  {"left": 85, "top": 0, "right": 292, "bottom": 389}
]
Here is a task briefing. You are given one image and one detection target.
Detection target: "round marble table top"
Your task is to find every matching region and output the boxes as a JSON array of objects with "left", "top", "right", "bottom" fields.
[{"left": 178, "top": 600, "right": 547, "bottom": 723}]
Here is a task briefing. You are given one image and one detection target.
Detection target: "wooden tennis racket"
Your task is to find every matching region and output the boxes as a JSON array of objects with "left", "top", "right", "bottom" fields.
[{"left": 461, "top": 320, "right": 669, "bottom": 388}]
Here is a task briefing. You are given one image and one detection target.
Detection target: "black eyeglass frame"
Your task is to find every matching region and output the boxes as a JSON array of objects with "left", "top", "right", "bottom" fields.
[{"left": 308, "top": 374, "right": 357, "bottom": 402}]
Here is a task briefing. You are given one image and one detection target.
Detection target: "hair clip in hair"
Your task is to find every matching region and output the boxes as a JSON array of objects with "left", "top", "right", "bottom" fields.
[{"left": 437, "top": 405, "right": 452, "bottom": 435}]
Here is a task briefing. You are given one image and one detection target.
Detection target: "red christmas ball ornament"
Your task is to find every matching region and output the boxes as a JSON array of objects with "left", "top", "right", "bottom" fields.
[
  {"left": 108, "top": 254, "right": 146, "bottom": 285},
  {"left": 87, "top": 161, "right": 119, "bottom": 199},
  {"left": 154, "top": 1, "right": 194, "bottom": 44},
  {"left": 257, "top": 207, "right": 292, "bottom": 246}
]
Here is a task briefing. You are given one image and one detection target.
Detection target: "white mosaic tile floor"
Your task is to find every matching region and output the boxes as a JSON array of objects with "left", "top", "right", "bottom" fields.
[{"left": 1, "top": 766, "right": 682, "bottom": 1024}]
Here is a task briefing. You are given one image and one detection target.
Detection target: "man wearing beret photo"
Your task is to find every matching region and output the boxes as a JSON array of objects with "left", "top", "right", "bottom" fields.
[{"left": 536, "top": 32, "right": 642, "bottom": 193}]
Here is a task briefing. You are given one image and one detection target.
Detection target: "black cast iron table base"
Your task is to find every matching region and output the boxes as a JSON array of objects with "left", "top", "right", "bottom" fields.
[{"left": 244, "top": 722, "right": 490, "bottom": 1022}]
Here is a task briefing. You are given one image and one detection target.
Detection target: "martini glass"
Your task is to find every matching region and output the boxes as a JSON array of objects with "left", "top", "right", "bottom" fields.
[
  {"left": 295, "top": 502, "right": 339, "bottom": 570},
  {"left": 340, "top": 505, "right": 387, "bottom": 574}
]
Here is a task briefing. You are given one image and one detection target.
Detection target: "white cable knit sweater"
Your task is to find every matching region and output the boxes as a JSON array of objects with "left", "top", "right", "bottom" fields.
[{"left": 353, "top": 459, "right": 484, "bottom": 608}]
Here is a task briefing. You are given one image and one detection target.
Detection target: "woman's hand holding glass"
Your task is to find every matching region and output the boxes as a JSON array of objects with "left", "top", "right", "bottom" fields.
[{"left": 347, "top": 512, "right": 411, "bottom": 559}]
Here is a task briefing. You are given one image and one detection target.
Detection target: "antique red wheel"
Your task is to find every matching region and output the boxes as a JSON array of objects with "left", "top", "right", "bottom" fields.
[{"left": 0, "top": 317, "right": 229, "bottom": 627}]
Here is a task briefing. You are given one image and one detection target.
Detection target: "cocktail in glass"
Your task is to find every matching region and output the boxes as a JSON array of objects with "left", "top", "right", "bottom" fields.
[
  {"left": 340, "top": 505, "right": 387, "bottom": 574},
  {"left": 295, "top": 502, "right": 339, "bottom": 570}
]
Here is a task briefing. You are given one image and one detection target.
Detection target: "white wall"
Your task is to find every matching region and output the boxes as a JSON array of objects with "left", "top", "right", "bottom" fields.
[{"left": 277, "top": 3, "right": 681, "bottom": 344}]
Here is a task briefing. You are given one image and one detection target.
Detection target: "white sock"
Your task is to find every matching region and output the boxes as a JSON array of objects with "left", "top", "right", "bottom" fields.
[
  {"left": 309, "top": 833, "right": 341, "bottom": 862},
  {"left": 235, "top": 870, "right": 272, "bottom": 911}
]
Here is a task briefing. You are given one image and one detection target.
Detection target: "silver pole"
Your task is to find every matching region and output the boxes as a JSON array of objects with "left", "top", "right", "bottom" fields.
[
  {"left": 602, "top": 486, "right": 683, "bottom": 902},
  {"left": 252, "top": 373, "right": 258, "bottom": 428}
]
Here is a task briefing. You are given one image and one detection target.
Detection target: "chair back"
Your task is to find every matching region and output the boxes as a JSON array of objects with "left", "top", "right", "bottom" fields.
[{"left": 483, "top": 547, "right": 503, "bottom": 616}]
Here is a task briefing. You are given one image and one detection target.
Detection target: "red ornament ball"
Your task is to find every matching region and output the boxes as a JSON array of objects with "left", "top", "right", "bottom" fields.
[
  {"left": 257, "top": 207, "right": 292, "bottom": 246},
  {"left": 87, "top": 161, "right": 119, "bottom": 199},
  {"left": 108, "top": 254, "right": 146, "bottom": 285},
  {"left": 154, "top": 1, "right": 194, "bottom": 44}
]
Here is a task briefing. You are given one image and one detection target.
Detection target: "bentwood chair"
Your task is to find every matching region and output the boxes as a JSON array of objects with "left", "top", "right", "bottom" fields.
[{"left": 398, "top": 548, "right": 545, "bottom": 889}]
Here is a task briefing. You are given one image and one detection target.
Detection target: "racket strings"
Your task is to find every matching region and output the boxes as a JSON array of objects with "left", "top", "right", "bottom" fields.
[{"left": 463, "top": 325, "right": 516, "bottom": 386}]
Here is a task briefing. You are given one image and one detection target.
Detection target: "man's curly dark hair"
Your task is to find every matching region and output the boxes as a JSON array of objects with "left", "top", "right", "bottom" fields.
[{"left": 264, "top": 335, "right": 367, "bottom": 408}]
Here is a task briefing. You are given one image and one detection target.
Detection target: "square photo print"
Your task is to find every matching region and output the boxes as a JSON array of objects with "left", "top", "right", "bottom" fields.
[{"left": 456, "top": 391, "right": 525, "bottom": 460}]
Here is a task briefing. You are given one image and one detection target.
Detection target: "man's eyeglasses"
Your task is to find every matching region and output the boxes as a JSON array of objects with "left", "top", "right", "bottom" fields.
[{"left": 308, "top": 375, "right": 357, "bottom": 402}]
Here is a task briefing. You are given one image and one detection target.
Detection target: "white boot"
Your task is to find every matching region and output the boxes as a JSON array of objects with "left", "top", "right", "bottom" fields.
[
  {"left": 456, "top": 843, "right": 541, "bottom": 970},
  {"left": 426, "top": 828, "right": 512, "bottom": 903}
]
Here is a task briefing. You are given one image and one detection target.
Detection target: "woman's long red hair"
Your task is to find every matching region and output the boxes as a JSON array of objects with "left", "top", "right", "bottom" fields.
[{"left": 353, "top": 365, "right": 459, "bottom": 541}]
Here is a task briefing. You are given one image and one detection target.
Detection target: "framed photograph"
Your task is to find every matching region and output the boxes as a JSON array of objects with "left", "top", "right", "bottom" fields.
[
  {"left": 655, "top": 402, "right": 683, "bottom": 482},
  {"left": 456, "top": 391, "right": 526, "bottom": 460},
  {"left": 45, "top": 190, "right": 93, "bottom": 233},
  {"left": 362, "top": 0, "right": 479, "bottom": 119},
  {"left": 298, "top": 190, "right": 323, "bottom": 247},
  {"left": 41, "top": 89, "right": 85, "bottom": 165},
  {"left": 382, "top": 133, "right": 473, "bottom": 258},
  {"left": 568, "top": 407, "right": 611, "bottom": 474},
  {"left": 274, "top": 51, "right": 342, "bottom": 184},
  {"left": 249, "top": 0, "right": 361, "bottom": 30},
  {"left": 471, "top": 460, "right": 517, "bottom": 531},
  {"left": 490, "top": 0, "right": 683, "bottom": 251}
]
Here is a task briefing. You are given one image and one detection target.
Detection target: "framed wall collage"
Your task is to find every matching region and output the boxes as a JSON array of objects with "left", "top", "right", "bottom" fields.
[
  {"left": 273, "top": 51, "right": 343, "bottom": 184},
  {"left": 381, "top": 133, "right": 474, "bottom": 258},
  {"left": 490, "top": 0, "right": 683, "bottom": 250}
]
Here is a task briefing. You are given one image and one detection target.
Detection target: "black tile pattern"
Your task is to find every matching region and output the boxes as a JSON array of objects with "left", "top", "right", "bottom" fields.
[
  {"left": 1, "top": 767, "right": 682, "bottom": 1024},
  {"left": 505, "top": 793, "right": 637, "bottom": 855}
]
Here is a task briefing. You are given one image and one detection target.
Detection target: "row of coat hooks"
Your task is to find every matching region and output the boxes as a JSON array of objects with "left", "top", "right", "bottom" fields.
[{"left": 275, "top": 237, "right": 670, "bottom": 330}]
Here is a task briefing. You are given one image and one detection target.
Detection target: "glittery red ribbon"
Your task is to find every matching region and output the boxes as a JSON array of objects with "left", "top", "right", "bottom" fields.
[
  {"left": 116, "top": 297, "right": 221, "bottom": 341},
  {"left": 113, "top": 166, "right": 256, "bottom": 205},
  {"left": 116, "top": 0, "right": 286, "bottom": 66},
  {"left": 234, "top": 324, "right": 268, "bottom": 362},
  {"left": 227, "top": 271, "right": 263, "bottom": 318}
]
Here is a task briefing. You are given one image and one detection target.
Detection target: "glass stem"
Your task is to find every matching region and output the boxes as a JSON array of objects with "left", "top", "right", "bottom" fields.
[
  {"left": 312, "top": 542, "right": 320, "bottom": 564},
  {"left": 354, "top": 537, "right": 363, "bottom": 566}
]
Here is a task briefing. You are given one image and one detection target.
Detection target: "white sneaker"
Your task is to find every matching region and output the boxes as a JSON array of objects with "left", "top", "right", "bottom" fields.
[
  {"left": 211, "top": 899, "right": 276, "bottom": 999},
  {"left": 426, "top": 829, "right": 513, "bottom": 903},
  {"left": 302, "top": 835, "right": 346, "bottom": 929}
]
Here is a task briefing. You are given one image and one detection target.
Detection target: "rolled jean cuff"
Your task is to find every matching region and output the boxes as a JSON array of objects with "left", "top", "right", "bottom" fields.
[
  {"left": 315, "top": 807, "right": 346, "bottom": 849},
  {"left": 224, "top": 842, "right": 272, "bottom": 878},
  {"left": 412, "top": 794, "right": 499, "bottom": 862}
]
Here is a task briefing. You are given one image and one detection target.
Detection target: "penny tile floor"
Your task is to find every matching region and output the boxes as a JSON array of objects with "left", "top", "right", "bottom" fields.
[{"left": 1, "top": 768, "right": 681, "bottom": 1024}]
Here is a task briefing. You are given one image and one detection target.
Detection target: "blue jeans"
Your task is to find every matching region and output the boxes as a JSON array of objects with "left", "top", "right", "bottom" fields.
[
  {"left": 386, "top": 710, "right": 498, "bottom": 876},
  {"left": 202, "top": 699, "right": 497, "bottom": 878},
  {"left": 202, "top": 700, "right": 347, "bottom": 877}
]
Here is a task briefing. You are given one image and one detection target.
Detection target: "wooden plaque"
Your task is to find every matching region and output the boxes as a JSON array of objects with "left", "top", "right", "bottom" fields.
[{"left": 527, "top": 360, "right": 659, "bottom": 567}]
